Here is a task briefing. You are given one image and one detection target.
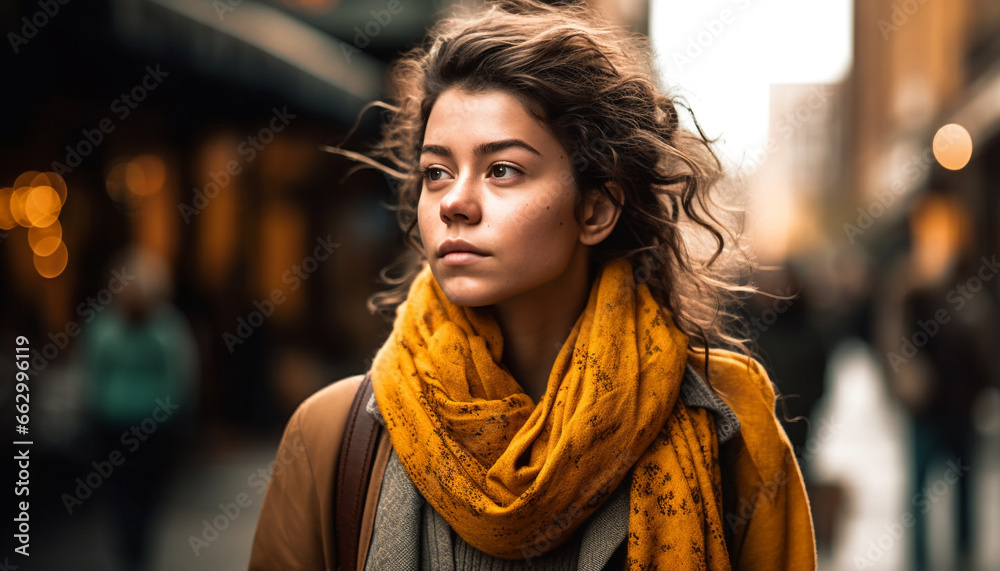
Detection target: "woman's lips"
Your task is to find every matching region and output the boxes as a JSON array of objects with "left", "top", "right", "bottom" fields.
[
  {"left": 436, "top": 238, "right": 488, "bottom": 265},
  {"left": 440, "top": 251, "right": 487, "bottom": 266}
]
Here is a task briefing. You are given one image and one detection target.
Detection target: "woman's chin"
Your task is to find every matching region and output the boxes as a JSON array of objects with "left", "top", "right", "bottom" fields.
[
  {"left": 440, "top": 288, "right": 498, "bottom": 308},
  {"left": 436, "top": 279, "right": 506, "bottom": 308}
]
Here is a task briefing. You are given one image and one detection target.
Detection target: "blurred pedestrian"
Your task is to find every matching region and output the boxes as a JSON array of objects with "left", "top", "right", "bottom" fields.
[
  {"left": 83, "top": 247, "right": 198, "bottom": 571},
  {"left": 878, "top": 193, "right": 991, "bottom": 571}
]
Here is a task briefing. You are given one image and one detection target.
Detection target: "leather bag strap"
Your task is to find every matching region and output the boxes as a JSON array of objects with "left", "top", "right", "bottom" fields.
[{"left": 335, "top": 372, "right": 383, "bottom": 571}]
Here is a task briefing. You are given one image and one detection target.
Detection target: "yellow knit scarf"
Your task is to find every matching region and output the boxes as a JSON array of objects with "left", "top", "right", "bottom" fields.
[{"left": 371, "top": 257, "right": 730, "bottom": 569}]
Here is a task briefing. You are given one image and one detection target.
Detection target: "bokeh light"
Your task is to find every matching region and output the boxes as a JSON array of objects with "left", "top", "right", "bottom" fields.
[
  {"left": 31, "top": 171, "right": 68, "bottom": 205},
  {"left": 25, "top": 185, "right": 61, "bottom": 227},
  {"left": 9, "top": 170, "right": 68, "bottom": 228},
  {"left": 0, "top": 187, "right": 15, "bottom": 229},
  {"left": 107, "top": 155, "right": 167, "bottom": 208},
  {"left": 933, "top": 123, "right": 973, "bottom": 170},
  {"left": 126, "top": 154, "right": 167, "bottom": 197},
  {"left": 29, "top": 220, "right": 63, "bottom": 256},
  {"left": 33, "top": 239, "right": 68, "bottom": 278},
  {"left": 10, "top": 185, "right": 33, "bottom": 227},
  {"left": 13, "top": 170, "right": 40, "bottom": 191}
]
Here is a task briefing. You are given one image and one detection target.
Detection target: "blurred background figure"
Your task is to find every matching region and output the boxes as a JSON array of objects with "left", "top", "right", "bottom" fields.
[
  {"left": 876, "top": 193, "right": 993, "bottom": 571},
  {"left": 747, "top": 265, "right": 829, "bottom": 460},
  {"left": 743, "top": 265, "right": 838, "bottom": 552},
  {"left": 83, "top": 247, "right": 198, "bottom": 571}
]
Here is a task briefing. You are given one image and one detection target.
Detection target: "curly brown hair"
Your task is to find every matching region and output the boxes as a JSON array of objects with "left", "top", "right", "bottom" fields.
[{"left": 329, "top": 0, "right": 757, "bottom": 358}]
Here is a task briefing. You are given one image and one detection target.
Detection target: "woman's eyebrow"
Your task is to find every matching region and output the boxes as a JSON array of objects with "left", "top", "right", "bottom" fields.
[{"left": 420, "top": 139, "right": 543, "bottom": 159}]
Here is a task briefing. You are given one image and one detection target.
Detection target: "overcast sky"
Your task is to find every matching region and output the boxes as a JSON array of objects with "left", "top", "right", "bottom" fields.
[{"left": 650, "top": 0, "right": 853, "bottom": 173}]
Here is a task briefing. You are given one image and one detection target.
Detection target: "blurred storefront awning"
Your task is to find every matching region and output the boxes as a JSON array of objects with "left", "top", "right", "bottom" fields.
[{"left": 110, "top": 0, "right": 394, "bottom": 123}]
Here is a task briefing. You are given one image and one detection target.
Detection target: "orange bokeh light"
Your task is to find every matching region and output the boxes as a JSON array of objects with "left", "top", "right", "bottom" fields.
[
  {"left": 933, "top": 123, "right": 973, "bottom": 170},
  {"left": 33, "top": 240, "right": 68, "bottom": 278},
  {"left": 0, "top": 187, "right": 16, "bottom": 230},
  {"left": 13, "top": 170, "right": 40, "bottom": 191},
  {"left": 31, "top": 171, "right": 68, "bottom": 205},
  {"left": 10, "top": 186, "right": 33, "bottom": 227},
  {"left": 25, "top": 185, "right": 61, "bottom": 227},
  {"left": 29, "top": 220, "right": 63, "bottom": 256},
  {"left": 126, "top": 155, "right": 167, "bottom": 197}
]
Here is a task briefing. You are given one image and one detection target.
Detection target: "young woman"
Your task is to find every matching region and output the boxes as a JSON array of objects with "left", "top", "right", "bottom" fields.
[{"left": 249, "top": 1, "right": 816, "bottom": 569}]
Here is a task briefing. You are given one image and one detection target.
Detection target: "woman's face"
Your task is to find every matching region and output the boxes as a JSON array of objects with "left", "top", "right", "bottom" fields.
[{"left": 417, "top": 88, "right": 587, "bottom": 307}]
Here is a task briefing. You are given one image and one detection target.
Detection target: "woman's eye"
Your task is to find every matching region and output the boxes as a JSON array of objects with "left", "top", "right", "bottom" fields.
[
  {"left": 423, "top": 167, "right": 448, "bottom": 181},
  {"left": 489, "top": 164, "right": 520, "bottom": 179}
]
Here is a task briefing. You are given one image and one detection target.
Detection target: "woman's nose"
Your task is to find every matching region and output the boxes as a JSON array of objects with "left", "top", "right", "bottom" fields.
[{"left": 439, "top": 175, "right": 481, "bottom": 225}]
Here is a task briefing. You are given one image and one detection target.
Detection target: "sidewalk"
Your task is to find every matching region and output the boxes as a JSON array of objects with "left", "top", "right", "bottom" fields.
[
  {"left": 813, "top": 339, "right": 1000, "bottom": 571},
  {"left": 148, "top": 443, "right": 275, "bottom": 571},
  {"left": 29, "top": 438, "right": 277, "bottom": 571}
]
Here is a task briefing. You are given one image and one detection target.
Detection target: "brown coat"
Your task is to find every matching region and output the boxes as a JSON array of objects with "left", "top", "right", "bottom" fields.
[
  {"left": 249, "top": 357, "right": 817, "bottom": 570},
  {"left": 248, "top": 375, "right": 392, "bottom": 571}
]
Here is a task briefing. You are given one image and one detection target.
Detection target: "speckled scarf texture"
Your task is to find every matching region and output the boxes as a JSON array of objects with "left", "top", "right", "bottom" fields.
[{"left": 371, "top": 257, "right": 731, "bottom": 569}]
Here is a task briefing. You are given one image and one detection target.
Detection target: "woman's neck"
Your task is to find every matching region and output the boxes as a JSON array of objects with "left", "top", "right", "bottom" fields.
[{"left": 493, "top": 251, "right": 594, "bottom": 403}]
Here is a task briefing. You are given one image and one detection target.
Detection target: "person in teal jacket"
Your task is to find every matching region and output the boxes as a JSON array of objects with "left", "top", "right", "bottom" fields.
[{"left": 83, "top": 247, "right": 198, "bottom": 571}]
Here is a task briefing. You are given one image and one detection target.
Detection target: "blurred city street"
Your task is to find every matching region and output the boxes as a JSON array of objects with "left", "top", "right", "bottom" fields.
[
  {"left": 3, "top": 0, "right": 999, "bottom": 569},
  {"left": 812, "top": 340, "right": 1000, "bottom": 571},
  {"left": 31, "top": 440, "right": 273, "bottom": 571}
]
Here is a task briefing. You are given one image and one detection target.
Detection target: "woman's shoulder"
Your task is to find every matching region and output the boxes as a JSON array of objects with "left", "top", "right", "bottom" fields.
[
  {"left": 287, "top": 374, "right": 366, "bottom": 441},
  {"left": 687, "top": 348, "right": 776, "bottom": 408},
  {"left": 250, "top": 374, "right": 367, "bottom": 571},
  {"left": 688, "top": 352, "right": 817, "bottom": 566},
  {"left": 686, "top": 348, "right": 792, "bottom": 471}
]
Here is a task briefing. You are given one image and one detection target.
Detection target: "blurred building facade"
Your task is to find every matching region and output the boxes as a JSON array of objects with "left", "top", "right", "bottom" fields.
[
  {"left": 847, "top": 0, "right": 1000, "bottom": 262},
  {"left": 844, "top": 2, "right": 1000, "bottom": 569},
  {"left": 845, "top": 0, "right": 1000, "bottom": 409}
]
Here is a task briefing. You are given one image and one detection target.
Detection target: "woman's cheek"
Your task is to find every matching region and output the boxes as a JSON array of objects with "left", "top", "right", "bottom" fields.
[
  {"left": 416, "top": 199, "right": 436, "bottom": 246},
  {"left": 512, "top": 194, "right": 563, "bottom": 232}
]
